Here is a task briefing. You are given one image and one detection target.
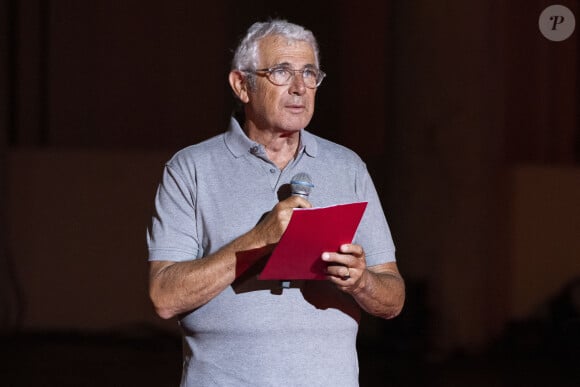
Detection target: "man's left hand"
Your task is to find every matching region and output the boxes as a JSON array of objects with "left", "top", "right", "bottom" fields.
[{"left": 321, "top": 243, "right": 367, "bottom": 293}]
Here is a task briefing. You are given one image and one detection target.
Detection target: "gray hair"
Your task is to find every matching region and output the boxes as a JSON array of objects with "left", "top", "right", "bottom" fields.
[{"left": 232, "top": 20, "right": 320, "bottom": 88}]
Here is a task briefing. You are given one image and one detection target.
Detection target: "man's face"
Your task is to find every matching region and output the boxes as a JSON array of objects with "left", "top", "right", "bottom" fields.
[{"left": 245, "top": 35, "right": 317, "bottom": 133}]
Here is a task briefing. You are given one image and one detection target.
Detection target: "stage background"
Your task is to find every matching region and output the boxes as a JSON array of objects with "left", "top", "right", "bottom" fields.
[{"left": 1, "top": 1, "right": 579, "bottom": 385}]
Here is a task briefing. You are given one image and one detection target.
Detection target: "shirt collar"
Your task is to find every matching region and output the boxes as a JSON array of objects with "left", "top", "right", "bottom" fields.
[{"left": 224, "top": 116, "right": 318, "bottom": 158}]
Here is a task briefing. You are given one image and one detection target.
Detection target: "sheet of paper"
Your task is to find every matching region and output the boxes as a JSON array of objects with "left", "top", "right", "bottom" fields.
[{"left": 258, "top": 202, "right": 368, "bottom": 280}]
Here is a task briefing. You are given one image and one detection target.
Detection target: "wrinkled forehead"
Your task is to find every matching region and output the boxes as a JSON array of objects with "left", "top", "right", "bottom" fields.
[{"left": 257, "top": 35, "right": 317, "bottom": 68}]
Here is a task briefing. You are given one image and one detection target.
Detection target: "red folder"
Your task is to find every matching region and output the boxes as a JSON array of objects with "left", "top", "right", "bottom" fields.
[{"left": 258, "top": 202, "right": 368, "bottom": 280}]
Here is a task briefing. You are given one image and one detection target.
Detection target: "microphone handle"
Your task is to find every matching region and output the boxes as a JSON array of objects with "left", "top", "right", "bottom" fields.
[{"left": 282, "top": 174, "right": 313, "bottom": 289}]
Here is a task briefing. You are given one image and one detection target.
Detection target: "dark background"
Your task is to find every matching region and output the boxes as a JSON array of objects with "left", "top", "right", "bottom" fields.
[{"left": 1, "top": 1, "right": 579, "bottom": 385}]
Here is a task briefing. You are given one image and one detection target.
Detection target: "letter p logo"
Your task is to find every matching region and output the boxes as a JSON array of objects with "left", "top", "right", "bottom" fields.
[
  {"left": 550, "top": 15, "right": 566, "bottom": 31},
  {"left": 539, "top": 5, "right": 576, "bottom": 41}
]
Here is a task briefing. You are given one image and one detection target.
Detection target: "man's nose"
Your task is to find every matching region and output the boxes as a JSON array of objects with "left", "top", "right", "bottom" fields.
[{"left": 288, "top": 72, "right": 307, "bottom": 95}]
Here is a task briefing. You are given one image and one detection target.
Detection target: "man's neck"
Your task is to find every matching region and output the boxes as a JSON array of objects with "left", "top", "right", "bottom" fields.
[{"left": 245, "top": 124, "right": 301, "bottom": 170}]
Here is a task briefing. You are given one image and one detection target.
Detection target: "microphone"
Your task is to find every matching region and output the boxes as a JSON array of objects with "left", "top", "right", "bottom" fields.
[
  {"left": 290, "top": 172, "right": 314, "bottom": 198},
  {"left": 281, "top": 173, "right": 314, "bottom": 290}
]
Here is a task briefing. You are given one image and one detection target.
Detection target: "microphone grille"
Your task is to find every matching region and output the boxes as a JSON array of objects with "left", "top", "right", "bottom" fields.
[{"left": 290, "top": 172, "right": 314, "bottom": 198}]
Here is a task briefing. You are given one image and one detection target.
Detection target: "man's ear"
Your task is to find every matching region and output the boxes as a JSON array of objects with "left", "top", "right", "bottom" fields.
[{"left": 229, "top": 70, "right": 250, "bottom": 103}]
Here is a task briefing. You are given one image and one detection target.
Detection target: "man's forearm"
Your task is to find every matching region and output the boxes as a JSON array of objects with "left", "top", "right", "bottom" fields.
[
  {"left": 351, "top": 268, "right": 405, "bottom": 320},
  {"left": 149, "top": 197, "right": 309, "bottom": 319},
  {"left": 149, "top": 229, "right": 271, "bottom": 319}
]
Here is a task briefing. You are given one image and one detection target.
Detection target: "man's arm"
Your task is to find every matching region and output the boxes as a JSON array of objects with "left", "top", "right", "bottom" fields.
[
  {"left": 322, "top": 244, "right": 405, "bottom": 319},
  {"left": 149, "top": 196, "right": 311, "bottom": 319}
]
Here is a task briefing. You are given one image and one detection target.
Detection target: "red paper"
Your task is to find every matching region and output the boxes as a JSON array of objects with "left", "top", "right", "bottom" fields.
[{"left": 258, "top": 202, "right": 368, "bottom": 280}]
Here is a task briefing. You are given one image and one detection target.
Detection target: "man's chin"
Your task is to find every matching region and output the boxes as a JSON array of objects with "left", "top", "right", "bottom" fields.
[{"left": 281, "top": 116, "right": 312, "bottom": 132}]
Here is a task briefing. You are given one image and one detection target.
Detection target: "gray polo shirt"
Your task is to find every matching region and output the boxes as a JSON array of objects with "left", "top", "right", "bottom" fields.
[{"left": 147, "top": 117, "right": 396, "bottom": 386}]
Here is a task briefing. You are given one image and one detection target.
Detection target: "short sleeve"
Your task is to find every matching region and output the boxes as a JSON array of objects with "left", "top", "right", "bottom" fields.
[
  {"left": 147, "top": 163, "right": 200, "bottom": 262},
  {"left": 353, "top": 165, "right": 396, "bottom": 266}
]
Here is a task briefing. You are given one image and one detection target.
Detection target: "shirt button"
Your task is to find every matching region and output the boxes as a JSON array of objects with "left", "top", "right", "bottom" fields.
[
  {"left": 269, "top": 168, "right": 276, "bottom": 173},
  {"left": 250, "top": 146, "right": 259, "bottom": 154}
]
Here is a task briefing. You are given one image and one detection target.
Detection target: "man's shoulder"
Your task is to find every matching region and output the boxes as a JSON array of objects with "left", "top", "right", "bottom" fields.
[
  {"left": 165, "top": 132, "right": 227, "bottom": 170},
  {"left": 173, "top": 132, "right": 226, "bottom": 158},
  {"left": 306, "top": 131, "right": 364, "bottom": 164}
]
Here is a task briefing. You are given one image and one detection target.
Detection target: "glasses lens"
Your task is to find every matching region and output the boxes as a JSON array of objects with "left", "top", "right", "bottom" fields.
[
  {"left": 269, "top": 68, "right": 292, "bottom": 85},
  {"left": 263, "top": 67, "right": 325, "bottom": 88},
  {"left": 302, "top": 69, "right": 318, "bottom": 88}
]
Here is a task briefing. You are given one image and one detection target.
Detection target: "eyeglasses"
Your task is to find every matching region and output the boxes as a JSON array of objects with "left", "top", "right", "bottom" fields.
[{"left": 245, "top": 65, "right": 326, "bottom": 89}]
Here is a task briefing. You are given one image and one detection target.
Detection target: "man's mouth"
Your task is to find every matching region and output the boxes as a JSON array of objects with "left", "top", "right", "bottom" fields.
[{"left": 286, "top": 104, "right": 305, "bottom": 111}]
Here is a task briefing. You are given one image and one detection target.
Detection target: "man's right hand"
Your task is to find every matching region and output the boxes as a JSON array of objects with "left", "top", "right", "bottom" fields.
[{"left": 254, "top": 195, "right": 312, "bottom": 246}]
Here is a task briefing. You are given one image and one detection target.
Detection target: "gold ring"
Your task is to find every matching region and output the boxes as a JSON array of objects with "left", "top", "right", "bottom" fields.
[{"left": 342, "top": 268, "right": 350, "bottom": 280}]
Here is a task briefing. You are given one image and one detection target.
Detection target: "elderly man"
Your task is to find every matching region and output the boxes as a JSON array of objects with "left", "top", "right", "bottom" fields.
[{"left": 147, "top": 19, "right": 405, "bottom": 386}]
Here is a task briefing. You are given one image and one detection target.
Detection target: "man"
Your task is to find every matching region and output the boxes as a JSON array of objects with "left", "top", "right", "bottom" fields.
[{"left": 147, "top": 19, "right": 405, "bottom": 386}]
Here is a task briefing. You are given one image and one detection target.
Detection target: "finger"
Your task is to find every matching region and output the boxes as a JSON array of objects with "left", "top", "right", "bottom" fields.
[
  {"left": 283, "top": 195, "right": 312, "bottom": 209},
  {"left": 339, "top": 243, "right": 364, "bottom": 257},
  {"left": 322, "top": 251, "right": 360, "bottom": 270},
  {"left": 321, "top": 252, "right": 348, "bottom": 266},
  {"left": 325, "top": 263, "right": 351, "bottom": 280}
]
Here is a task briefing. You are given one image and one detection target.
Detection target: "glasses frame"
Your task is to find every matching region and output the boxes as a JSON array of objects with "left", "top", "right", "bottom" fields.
[{"left": 244, "top": 65, "right": 326, "bottom": 89}]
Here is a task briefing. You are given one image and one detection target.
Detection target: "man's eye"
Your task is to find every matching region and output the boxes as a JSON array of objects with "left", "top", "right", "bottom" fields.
[
  {"left": 303, "top": 69, "right": 317, "bottom": 78},
  {"left": 272, "top": 68, "right": 290, "bottom": 77}
]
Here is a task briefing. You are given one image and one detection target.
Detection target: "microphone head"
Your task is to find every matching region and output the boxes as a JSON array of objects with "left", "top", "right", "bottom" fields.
[{"left": 290, "top": 172, "right": 314, "bottom": 198}]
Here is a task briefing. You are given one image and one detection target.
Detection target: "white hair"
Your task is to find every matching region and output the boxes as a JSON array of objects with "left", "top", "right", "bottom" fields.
[{"left": 232, "top": 19, "right": 321, "bottom": 72}]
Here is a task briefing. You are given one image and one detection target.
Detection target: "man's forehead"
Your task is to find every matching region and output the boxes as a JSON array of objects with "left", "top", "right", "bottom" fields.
[{"left": 258, "top": 35, "right": 315, "bottom": 66}]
